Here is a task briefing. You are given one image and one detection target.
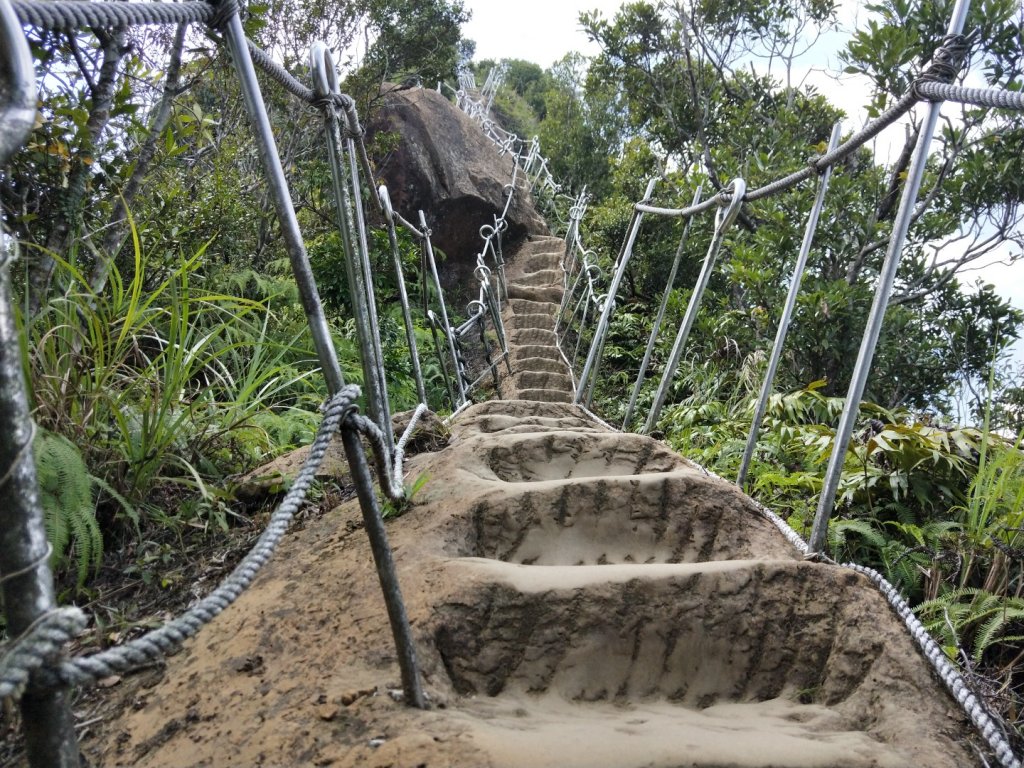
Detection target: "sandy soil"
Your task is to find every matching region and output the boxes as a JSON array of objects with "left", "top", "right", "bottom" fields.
[{"left": 81, "top": 236, "right": 986, "bottom": 767}]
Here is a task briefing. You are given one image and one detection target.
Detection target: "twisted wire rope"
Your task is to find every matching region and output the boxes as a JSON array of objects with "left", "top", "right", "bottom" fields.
[
  {"left": 12, "top": 0, "right": 216, "bottom": 30},
  {"left": 245, "top": 38, "right": 316, "bottom": 104}
]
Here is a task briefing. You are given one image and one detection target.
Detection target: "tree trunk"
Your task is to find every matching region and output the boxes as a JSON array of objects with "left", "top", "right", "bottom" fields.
[
  {"left": 89, "top": 23, "right": 188, "bottom": 294},
  {"left": 28, "top": 26, "right": 126, "bottom": 314}
]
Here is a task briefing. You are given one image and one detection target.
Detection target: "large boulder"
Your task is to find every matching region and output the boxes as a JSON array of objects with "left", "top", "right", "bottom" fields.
[{"left": 367, "top": 86, "right": 549, "bottom": 292}]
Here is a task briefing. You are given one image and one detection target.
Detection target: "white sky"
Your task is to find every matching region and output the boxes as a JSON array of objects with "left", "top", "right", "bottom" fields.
[
  {"left": 461, "top": 0, "right": 1023, "bottom": 374},
  {"left": 461, "top": 1, "right": 623, "bottom": 69}
]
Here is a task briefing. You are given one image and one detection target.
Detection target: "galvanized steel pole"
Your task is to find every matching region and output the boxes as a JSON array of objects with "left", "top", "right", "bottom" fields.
[
  {"left": 220, "top": 12, "right": 345, "bottom": 394},
  {"left": 346, "top": 135, "right": 395, "bottom": 450},
  {"left": 622, "top": 184, "right": 703, "bottom": 430},
  {"left": 575, "top": 177, "right": 659, "bottom": 407},
  {"left": 644, "top": 179, "right": 746, "bottom": 434},
  {"left": 379, "top": 185, "right": 427, "bottom": 404},
  {"left": 807, "top": 0, "right": 971, "bottom": 555},
  {"left": 0, "top": 3, "right": 81, "bottom": 762},
  {"left": 420, "top": 210, "right": 467, "bottom": 407},
  {"left": 737, "top": 123, "right": 842, "bottom": 489}
]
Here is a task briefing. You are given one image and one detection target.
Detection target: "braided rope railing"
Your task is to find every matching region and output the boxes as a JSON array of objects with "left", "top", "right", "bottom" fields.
[
  {"left": 917, "top": 80, "right": 1024, "bottom": 109},
  {"left": 11, "top": 0, "right": 217, "bottom": 30},
  {"left": 25, "top": 386, "right": 357, "bottom": 689},
  {"left": 846, "top": 561, "right": 1022, "bottom": 768},
  {"left": 0, "top": 384, "right": 426, "bottom": 699}
]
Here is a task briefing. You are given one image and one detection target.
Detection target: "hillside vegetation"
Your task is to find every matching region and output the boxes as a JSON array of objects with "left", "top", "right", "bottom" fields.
[{"left": 1, "top": 0, "right": 1023, "bottom": 742}]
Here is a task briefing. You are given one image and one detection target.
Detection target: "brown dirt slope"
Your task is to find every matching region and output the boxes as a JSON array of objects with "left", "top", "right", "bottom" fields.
[{"left": 87, "top": 237, "right": 983, "bottom": 767}]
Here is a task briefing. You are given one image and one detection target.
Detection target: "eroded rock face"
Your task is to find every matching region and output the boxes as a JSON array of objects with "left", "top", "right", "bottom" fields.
[{"left": 366, "top": 85, "right": 548, "bottom": 289}]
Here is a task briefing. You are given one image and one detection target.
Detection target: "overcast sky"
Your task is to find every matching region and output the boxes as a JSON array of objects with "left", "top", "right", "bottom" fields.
[{"left": 461, "top": 1, "right": 622, "bottom": 68}]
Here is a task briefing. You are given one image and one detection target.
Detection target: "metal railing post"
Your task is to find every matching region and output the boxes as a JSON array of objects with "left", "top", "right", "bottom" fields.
[
  {"left": 575, "top": 177, "right": 659, "bottom": 406},
  {"left": 220, "top": 12, "right": 344, "bottom": 394},
  {"left": 309, "top": 44, "right": 393, "bottom": 450},
  {"left": 346, "top": 135, "right": 395, "bottom": 448},
  {"left": 378, "top": 185, "right": 427, "bottom": 404},
  {"left": 807, "top": 0, "right": 971, "bottom": 555},
  {"left": 644, "top": 179, "right": 746, "bottom": 434},
  {"left": 419, "top": 210, "right": 467, "bottom": 407},
  {"left": 0, "top": 5, "right": 81, "bottom": 763},
  {"left": 737, "top": 122, "right": 842, "bottom": 489},
  {"left": 623, "top": 184, "right": 703, "bottom": 429}
]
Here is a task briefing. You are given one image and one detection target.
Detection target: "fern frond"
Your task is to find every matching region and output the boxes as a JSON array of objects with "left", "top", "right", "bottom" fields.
[{"left": 34, "top": 428, "right": 102, "bottom": 585}]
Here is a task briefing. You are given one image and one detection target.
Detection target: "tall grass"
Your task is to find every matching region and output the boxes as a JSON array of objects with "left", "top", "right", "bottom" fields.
[{"left": 21, "top": 227, "right": 327, "bottom": 584}]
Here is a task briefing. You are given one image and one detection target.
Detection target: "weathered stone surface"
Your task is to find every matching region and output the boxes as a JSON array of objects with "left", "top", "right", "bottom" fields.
[{"left": 367, "top": 86, "right": 548, "bottom": 289}]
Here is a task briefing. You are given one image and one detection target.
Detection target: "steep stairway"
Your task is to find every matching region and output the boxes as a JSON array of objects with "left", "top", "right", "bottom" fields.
[
  {"left": 499, "top": 235, "right": 574, "bottom": 402},
  {"left": 88, "top": 236, "right": 986, "bottom": 767}
]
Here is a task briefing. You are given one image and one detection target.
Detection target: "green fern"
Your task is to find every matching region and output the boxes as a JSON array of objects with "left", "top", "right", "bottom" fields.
[
  {"left": 917, "top": 587, "right": 1024, "bottom": 662},
  {"left": 34, "top": 429, "right": 102, "bottom": 586}
]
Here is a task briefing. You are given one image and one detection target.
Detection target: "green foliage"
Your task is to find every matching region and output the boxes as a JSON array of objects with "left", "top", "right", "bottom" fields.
[
  {"left": 573, "top": 0, "right": 1023, "bottom": 415},
  {"left": 918, "top": 588, "right": 1024, "bottom": 664},
  {"left": 23, "top": 223, "right": 325, "bottom": 546},
  {"left": 34, "top": 428, "right": 102, "bottom": 587}
]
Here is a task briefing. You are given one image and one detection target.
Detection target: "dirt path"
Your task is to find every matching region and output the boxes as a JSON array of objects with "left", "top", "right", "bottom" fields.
[{"left": 85, "top": 236, "right": 984, "bottom": 767}]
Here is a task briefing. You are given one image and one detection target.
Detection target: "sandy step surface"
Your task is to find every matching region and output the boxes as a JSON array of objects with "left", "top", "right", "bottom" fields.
[
  {"left": 510, "top": 267, "right": 560, "bottom": 287},
  {"left": 87, "top": 399, "right": 984, "bottom": 768},
  {"left": 507, "top": 356, "right": 567, "bottom": 374},
  {"left": 508, "top": 298, "right": 559, "bottom": 315},
  {"left": 507, "top": 282, "right": 563, "bottom": 302},
  {"left": 505, "top": 312, "right": 559, "bottom": 330}
]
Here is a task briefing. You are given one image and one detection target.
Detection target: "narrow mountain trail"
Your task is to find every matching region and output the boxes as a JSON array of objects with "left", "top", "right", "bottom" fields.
[{"left": 88, "top": 236, "right": 983, "bottom": 767}]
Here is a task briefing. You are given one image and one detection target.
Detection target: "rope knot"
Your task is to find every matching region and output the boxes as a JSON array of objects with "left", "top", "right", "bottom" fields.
[
  {"left": 911, "top": 28, "right": 978, "bottom": 99},
  {"left": 0, "top": 607, "right": 88, "bottom": 700},
  {"left": 322, "top": 385, "right": 362, "bottom": 429},
  {"left": 206, "top": 0, "right": 244, "bottom": 30}
]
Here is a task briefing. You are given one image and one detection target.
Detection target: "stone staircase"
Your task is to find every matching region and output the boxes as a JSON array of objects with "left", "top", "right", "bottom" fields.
[
  {"left": 499, "top": 235, "right": 574, "bottom": 403},
  {"left": 91, "top": 235, "right": 988, "bottom": 768}
]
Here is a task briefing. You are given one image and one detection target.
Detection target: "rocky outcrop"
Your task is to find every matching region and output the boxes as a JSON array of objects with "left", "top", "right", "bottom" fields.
[{"left": 367, "top": 85, "right": 548, "bottom": 290}]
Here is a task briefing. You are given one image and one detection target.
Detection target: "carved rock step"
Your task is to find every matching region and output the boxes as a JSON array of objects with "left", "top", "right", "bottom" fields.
[
  {"left": 509, "top": 253, "right": 562, "bottom": 277},
  {"left": 444, "top": 474, "right": 799, "bottom": 565},
  {"left": 510, "top": 387, "right": 573, "bottom": 403},
  {"left": 509, "top": 344, "right": 563, "bottom": 363},
  {"left": 513, "top": 236, "right": 564, "bottom": 257},
  {"left": 507, "top": 282, "right": 562, "bottom": 303},
  {"left": 507, "top": 327, "right": 558, "bottom": 346},
  {"left": 508, "top": 298, "right": 559, "bottom": 316},
  {"left": 506, "top": 312, "right": 559, "bottom": 331},
  {"left": 510, "top": 357, "right": 567, "bottom": 375},
  {"left": 510, "top": 267, "right": 560, "bottom": 288},
  {"left": 510, "top": 370, "right": 573, "bottom": 394},
  {"left": 430, "top": 558, "right": 972, "bottom": 768},
  {"left": 448, "top": 400, "right": 604, "bottom": 437}
]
